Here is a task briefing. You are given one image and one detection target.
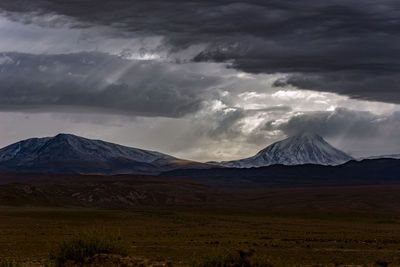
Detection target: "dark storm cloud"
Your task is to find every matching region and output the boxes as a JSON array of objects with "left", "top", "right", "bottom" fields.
[
  {"left": 0, "top": 52, "right": 219, "bottom": 117},
  {"left": 272, "top": 71, "right": 400, "bottom": 104},
  {"left": 1, "top": 0, "right": 399, "bottom": 103}
]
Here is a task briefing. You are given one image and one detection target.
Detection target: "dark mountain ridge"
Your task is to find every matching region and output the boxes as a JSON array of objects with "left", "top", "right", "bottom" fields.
[{"left": 163, "top": 158, "right": 400, "bottom": 188}]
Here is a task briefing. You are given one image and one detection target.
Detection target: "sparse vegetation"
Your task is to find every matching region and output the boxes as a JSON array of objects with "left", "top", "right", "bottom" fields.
[
  {"left": 192, "top": 249, "right": 273, "bottom": 267},
  {"left": 50, "top": 229, "right": 129, "bottom": 267},
  {"left": 0, "top": 260, "right": 22, "bottom": 267},
  {"left": 2, "top": 200, "right": 400, "bottom": 266}
]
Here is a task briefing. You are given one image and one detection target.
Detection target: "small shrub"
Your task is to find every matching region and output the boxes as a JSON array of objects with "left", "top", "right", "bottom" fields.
[
  {"left": 375, "top": 261, "right": 389, "bottom": 267},
  {"left": 51, "top": 229, "right": 129, "bottom": 267}
]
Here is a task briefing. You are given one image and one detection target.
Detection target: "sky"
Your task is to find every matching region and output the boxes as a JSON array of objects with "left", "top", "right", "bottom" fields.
[{"left": 0, "top": 0, "right": 400, "bottom": 162}]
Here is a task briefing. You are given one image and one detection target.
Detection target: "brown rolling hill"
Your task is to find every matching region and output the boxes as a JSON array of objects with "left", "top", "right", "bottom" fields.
[
  {"left": 0, "top": 173, "right": 226, "bottom": 208},
  {"left": 1, "top": 172, "right": 400, "bottom": 214}
]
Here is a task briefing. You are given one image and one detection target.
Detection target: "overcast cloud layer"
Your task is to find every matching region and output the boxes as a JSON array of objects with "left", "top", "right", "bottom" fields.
[
  {"left": 1, "top": 0, "right": 400, "bottom": 103},
  {"left": 0, "top": 1, "right": 400, "bottom": 161}
]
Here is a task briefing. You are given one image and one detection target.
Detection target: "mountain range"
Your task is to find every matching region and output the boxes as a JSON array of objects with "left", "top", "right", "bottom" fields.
[{"left": 0, "top": 132, "right": 396, "bottom": 175}]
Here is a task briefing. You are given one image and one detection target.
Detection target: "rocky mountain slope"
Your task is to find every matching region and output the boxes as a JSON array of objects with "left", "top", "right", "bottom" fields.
[{"left": 0, "top": 133, "right": 209, "bottom": 174}]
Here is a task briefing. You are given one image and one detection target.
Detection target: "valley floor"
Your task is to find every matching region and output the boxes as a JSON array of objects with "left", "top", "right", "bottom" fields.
[{"left": 1, "top": 202, "right": 400, "bottom": 266}]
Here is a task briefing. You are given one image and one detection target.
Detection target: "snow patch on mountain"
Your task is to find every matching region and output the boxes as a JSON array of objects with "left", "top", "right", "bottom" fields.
[
  {"left": 358, "top": 154, "right": 400, "bottom": 160},
  {"left": 0, "top": 133, "right": 174, "bottom": 165}
]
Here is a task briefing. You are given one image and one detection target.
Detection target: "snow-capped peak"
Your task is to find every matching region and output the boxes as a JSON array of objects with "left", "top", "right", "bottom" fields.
[{"left": 212, "top": 133, "right": 353, "bottom": 168}]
